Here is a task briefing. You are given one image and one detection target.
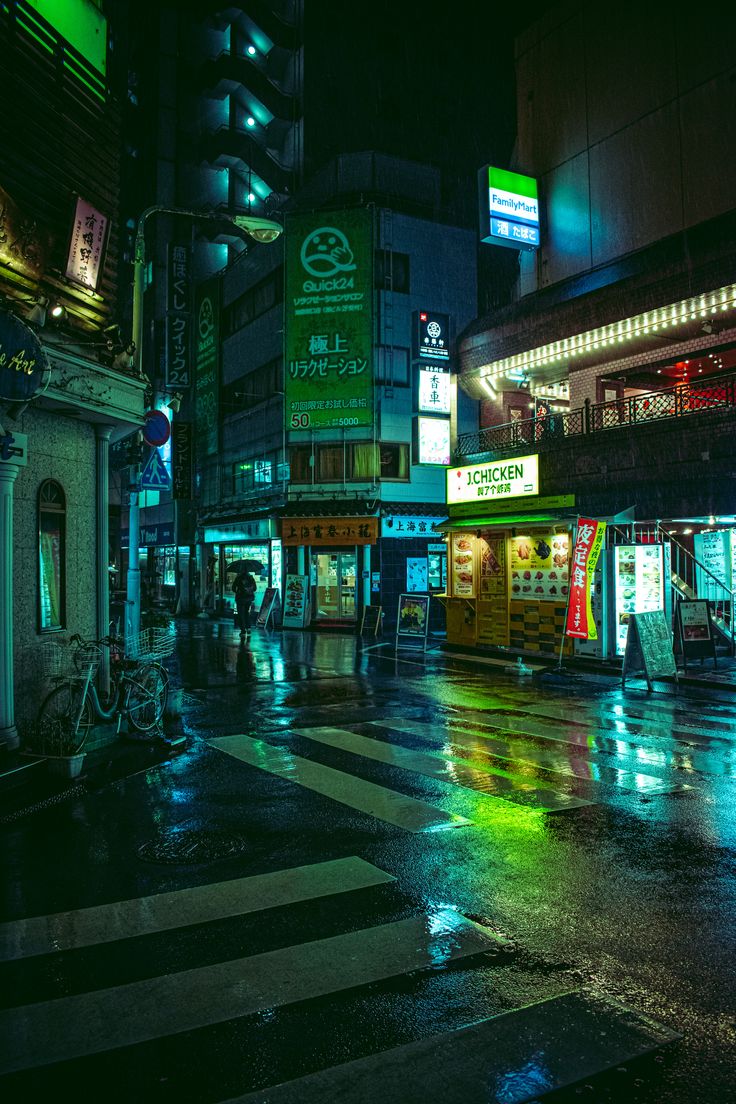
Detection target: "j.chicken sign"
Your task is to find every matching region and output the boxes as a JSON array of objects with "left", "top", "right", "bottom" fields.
[{"left": 565, "top": 518, "right": 606, "bottom": 640}]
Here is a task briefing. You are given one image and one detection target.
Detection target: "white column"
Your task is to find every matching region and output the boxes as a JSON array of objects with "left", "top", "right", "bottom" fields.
[
  {"left": 96, "top": 426, "right": 112, "bottom": 696},
  {"left": 0, "top": 463, "right": 20, "bottom": 749}
]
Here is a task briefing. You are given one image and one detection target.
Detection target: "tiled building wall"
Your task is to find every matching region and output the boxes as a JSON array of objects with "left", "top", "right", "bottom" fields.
[{"left": 12, "top": 408, "right": 97, "bottom": 731}]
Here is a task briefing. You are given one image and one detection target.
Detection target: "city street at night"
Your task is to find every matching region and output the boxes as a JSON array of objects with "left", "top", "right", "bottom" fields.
[{"left": 2, "top": 622, "right": 734, "bottom": 1102}]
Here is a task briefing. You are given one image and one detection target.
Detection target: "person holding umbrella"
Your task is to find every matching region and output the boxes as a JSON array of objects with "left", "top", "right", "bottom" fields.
[{"left": 233, "top": 570, "right": 257, "bottom": 639}]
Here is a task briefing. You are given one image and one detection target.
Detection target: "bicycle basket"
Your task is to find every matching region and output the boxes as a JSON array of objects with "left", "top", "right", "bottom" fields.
[
  {"left": 127, "top": 627, "right": 176, "bottom": 662},
  {"left": 38, "top": 641, "right": 101, "bottom": 680}
]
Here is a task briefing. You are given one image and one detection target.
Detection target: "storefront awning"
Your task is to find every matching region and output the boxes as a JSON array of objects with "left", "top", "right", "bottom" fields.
[{"left": 436, "top": 513, "right": 576, "bottom": 531}]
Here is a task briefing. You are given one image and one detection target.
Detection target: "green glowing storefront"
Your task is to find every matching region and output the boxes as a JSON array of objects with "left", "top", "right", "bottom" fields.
[{"left": 438, "top": 454, "right": 576, "bottom": 655}]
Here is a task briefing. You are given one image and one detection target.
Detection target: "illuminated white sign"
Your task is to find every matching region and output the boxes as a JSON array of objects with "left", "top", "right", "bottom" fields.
[
  {"left": 65, "top": 197, "right": 109, "bottom": 290},
  {"left": 479, "top": 166, "right": 540, "bottom": 252},
  {"left": 447, "top": 454, "right": 539, "bottom": 504},
  {"left": 418, "top": 364, "right": 451, "bottom": 414},
  {"left": 417, "top": 416, "right": 450, "bottom": 465}
]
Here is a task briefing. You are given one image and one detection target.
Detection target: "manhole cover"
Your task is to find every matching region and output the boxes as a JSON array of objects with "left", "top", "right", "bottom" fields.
[{"left": 138, "top": 829, "right": 248, "bottom": 865}]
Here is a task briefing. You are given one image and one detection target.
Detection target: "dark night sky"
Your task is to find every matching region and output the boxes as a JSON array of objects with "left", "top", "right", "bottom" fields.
[{"left": 304, "top": 2, "right": 552, "bottom": 188}]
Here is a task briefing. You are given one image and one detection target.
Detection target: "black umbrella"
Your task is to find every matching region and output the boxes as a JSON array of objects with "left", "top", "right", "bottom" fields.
[{"left": 226, "top": 558, "right": 265, "bottom": 574}]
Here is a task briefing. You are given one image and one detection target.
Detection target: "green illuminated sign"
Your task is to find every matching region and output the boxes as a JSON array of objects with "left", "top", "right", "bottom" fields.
[
  {"left": 284, "top": 209, "right": 374, "bottom": 432},
  {"left": 194, "top": 279, "right": 220, "bottom": 457},
  {"left": 27, "top": 0, "right": 107, "bottom": 75}
]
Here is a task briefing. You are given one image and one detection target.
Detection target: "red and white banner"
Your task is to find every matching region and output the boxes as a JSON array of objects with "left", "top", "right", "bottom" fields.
[{"left": 565, "top": 517, "right": 606, "bottom": 640}]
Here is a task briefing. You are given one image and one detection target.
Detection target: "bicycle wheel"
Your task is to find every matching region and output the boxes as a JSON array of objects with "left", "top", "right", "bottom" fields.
[
  {"left": 37, "top": 684, "right": 93, "bottom": 753},
  {"left": 126, "top": 662, "right": 168, "bottom": 732}
]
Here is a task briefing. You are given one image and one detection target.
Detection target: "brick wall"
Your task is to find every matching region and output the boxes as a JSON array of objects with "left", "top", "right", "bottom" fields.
[{"left": 538, "top": 405, "right": 736, "bottom": 518}]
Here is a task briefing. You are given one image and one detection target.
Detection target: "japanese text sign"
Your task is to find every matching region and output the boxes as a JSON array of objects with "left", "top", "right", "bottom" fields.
[
  {"left": 565, "top": 518, "right": 606, "bottom": 639},
  {"left": 65, "top": 197, "right": 108, "bottom": 290},
  {"left": 172, "top": 420, "right": 193, "bottom": 500},
  {"left": 281, "top": 517, "right": 378, "bottom": 546},
  {"left": 415, "top": 311, "right": 450, "bottom": 362},
  {"left": 284, "top": 209, "right": 374, "bottom": 432},
  {"left": 194, "top": 279, "right": 220, "bottom": 457},
  {"left": 447, "top": 455, "right": 539, "bottom": 505},
  {"left": 166, "top": 243, "right": 192, "bottom": 389},
  {"left": 478, "top": 166, "right": 540, "bottom": 252},
  {"left": 418, "top": 363, "right": 451, "bottom": 414}
]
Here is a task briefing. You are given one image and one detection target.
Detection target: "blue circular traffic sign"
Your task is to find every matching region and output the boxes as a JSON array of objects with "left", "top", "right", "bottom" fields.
[{"left": 143, "top": 409, "right": 171, "bottom": 447}]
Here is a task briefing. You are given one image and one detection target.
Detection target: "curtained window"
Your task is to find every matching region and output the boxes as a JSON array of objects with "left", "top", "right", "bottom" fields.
[{"left": 38, "top": 480, "right": 66, "bottom": 633}]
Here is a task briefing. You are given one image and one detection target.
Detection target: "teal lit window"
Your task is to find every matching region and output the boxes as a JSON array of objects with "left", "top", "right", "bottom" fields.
[{"left": 38, "top": 480, "right": 66, "bottom": 632}]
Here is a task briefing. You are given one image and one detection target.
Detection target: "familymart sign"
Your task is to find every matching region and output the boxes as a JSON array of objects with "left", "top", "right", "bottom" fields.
[{"left": 446, "top": 454, "right": 539, "bottom": 505}]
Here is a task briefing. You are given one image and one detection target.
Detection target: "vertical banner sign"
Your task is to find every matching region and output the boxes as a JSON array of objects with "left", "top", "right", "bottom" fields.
[
  {"left": 194, "top": 279, "right": 220, "bottom": 457},
  {"left": 166, "top": 243, "right": 192, "bottom": 388},
  {"left": 565, "top": 518, "right": 606, "bottom": 640},
  {"left": 172, "top": 420, "right": 193, "bottom": 499},
  {"left": 65, "top": 197, "right": 109, "bottom": 290},
  {"left": 285, "top": 209, "right": 374, "bottom": 432}
]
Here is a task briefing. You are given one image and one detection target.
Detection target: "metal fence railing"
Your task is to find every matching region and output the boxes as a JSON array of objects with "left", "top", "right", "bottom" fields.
[{"left": 455, "top": 370, "right": 736, "bottom": 459}]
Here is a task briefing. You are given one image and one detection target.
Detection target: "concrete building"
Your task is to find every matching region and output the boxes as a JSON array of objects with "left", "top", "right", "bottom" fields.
[
  {"left": 126, "top": 0, "right": 304, "bottom": 618},
  {"left": 197, "top": 152, "right": 479, "bottom": 633},
  {"left": 445, "top": 2, "right": 736, "bottom": 661},
  {"left": 0, "top": 1, "right": 146, "bottom": 749}
]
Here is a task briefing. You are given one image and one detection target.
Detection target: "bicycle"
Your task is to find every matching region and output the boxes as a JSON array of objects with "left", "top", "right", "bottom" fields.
[{"left": 37, "top": 630, "right": 171, "bottom": 741}]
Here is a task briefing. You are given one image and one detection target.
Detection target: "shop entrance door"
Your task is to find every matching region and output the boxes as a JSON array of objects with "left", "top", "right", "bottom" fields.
[{"left": 312, "top": 552, "right": 357, "bottom": 621}]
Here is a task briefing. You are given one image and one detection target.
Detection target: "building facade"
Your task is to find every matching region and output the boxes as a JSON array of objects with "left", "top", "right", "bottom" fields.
[
  {"left": 445, "top": 2, "right": 736, "bottom": 661},
  {"left": 196, "top": 153, "right": 479, "bottom": 633},
  {"left": 1, "top": 0, "right": 146, "bottom": 748}
]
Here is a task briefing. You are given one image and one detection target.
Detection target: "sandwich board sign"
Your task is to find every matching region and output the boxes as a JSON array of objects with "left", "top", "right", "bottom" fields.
[
  {"left": 140, "top": 447, "right": 171, "bottom": 490},
  {"left": 675, "top": 599, "right": 717, "bottom": 670},
  {"left": 621, "top": 610, "right": 677, "bottom": 691}
]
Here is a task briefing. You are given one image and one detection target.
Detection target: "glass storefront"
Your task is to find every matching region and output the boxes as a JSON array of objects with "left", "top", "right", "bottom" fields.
[{"left": 312, "top": 552, "right": 357, "bottom": 621}]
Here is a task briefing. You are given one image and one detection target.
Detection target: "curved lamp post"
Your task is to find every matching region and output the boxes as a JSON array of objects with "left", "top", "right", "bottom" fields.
[{"left": 125, "top": 207, "right": 283, "bottom": 645}]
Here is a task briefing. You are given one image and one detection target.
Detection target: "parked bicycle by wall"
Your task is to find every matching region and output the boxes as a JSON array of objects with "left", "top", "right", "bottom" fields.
[{"left": 36, "top": 628, "right": 173, "bottom": 744}]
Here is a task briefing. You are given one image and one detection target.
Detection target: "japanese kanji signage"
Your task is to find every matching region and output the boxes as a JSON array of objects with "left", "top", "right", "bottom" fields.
[
  {"left": 172, "top": 420, "right": 193, "bottom": 500},
  {"left": 194, "top": 278, "right": 220, "bottom": 457},
  {"left": 447, "top": 455, "right": 539, "bottom": 505},
  {"left": 565, "top": 517, "right": 606, "bottom": 640},
  {"left": 478, "top": 166, "right": 540, "bottom": 251},
  {"left": 418, "top": 363, "right": 451, "bottom": 414},
  {"left": 415, "top": 311, "right": 450, "bottom": 362},
  {"left": 284, "top": 209, "right": 373, "bottom": 432},
  {"left": 65, "top": 197, "right": 108, "bottom": 290},
  {"left": 381, "top": 516, "right": 445, "bottom": 539},
  {"left": 166, "top": 243, "right": 192, "bottom": 389},
  {"left": 281, "top": 517, "right": 378, "bottom": 546}
]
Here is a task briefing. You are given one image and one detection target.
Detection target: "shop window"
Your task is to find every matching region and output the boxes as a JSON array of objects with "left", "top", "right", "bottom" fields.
[
  {"left": 375, "top": 250, "right": 410, "bottom": 293},
  {"left": 38, "top": 480, "right": 66, "bottom": 633},
  {"left": 375, "top": 345, "right": 410, "bottom": 386},
  {"left": 379, "top": 443, "right": 409, "bottom": 480},
  {"left": 350, "top": 442, "right": 379, "bottom": 480},
  {"left": 289, "top": 446, "right": 312, "bottom": 484},
  {"left": 317, "top": 445, "right": 344, "bottom": 481}
]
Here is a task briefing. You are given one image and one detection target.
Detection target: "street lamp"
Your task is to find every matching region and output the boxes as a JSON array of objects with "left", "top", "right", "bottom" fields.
[{"left": 125, "top": 206, "right": 283, "bottom": 645}]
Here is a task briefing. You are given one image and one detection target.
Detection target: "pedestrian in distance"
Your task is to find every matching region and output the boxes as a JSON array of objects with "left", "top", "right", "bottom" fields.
[{"left": 233, "top": 571, "right": 257, "bottom": 638}]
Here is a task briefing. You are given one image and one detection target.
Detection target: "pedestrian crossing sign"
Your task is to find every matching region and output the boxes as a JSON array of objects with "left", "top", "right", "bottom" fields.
[{"left": 140, "top": 447, "right": 171, "bottom": 489}]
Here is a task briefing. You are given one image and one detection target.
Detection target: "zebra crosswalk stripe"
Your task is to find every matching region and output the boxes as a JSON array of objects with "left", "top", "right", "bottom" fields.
[
  {"left": 0, "top": 913, "right": 503, "bottom": 1074},
  {"left": 0, "top": 857, "right": 395, "bottom": 963},
  {"left": 210, "top": 734, "right": 470, "bottom": 832},
  {"left": 293, "top": 726, "right": 591, "bottom": 812}
]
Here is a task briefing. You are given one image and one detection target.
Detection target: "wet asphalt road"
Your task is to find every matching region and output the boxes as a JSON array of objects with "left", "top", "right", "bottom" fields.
[{"left": 2, "top": 621, "right": 736, "bottom": 1102}]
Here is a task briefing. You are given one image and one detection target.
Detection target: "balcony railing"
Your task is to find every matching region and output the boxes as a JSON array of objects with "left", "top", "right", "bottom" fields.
[{"left": 456, "top": 370, "right": 736, "bottom": 459}]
